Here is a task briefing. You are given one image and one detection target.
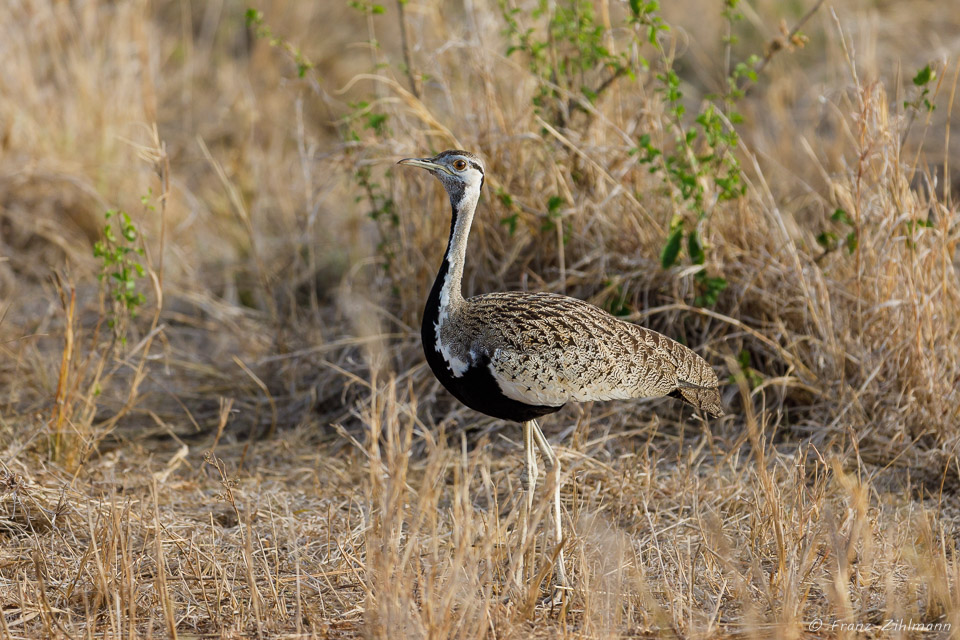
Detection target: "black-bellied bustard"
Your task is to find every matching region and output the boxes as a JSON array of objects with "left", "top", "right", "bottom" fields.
[{"left": 399, "top": 149, "right": 723, "bottom": 591}]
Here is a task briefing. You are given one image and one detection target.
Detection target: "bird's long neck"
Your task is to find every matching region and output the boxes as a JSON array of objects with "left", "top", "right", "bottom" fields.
[
  {"left": 422, "top": 182, "right": 480, "bottom": 369},
  {"left": 432, "top": 183, "right": 480, "bottom": 312}
]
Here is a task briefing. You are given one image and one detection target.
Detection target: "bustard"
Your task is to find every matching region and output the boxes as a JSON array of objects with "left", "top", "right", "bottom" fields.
[{"left": 399, "top": 149, "right": 723, "bottom": 588}]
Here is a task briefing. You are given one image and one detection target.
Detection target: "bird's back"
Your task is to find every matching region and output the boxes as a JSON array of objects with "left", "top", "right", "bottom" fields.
[{"left": 442, "top": 291, "right": 723, "bottom": 417}]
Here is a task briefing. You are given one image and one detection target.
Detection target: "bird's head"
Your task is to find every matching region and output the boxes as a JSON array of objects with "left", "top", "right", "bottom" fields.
[{"left": 398, "top": 150, "right": 485, "bottom": 206}]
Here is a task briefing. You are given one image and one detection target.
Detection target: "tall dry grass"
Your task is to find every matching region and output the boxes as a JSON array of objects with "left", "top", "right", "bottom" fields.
[{"left": 1, "top": 0, "right": 959, "bottom": 637}]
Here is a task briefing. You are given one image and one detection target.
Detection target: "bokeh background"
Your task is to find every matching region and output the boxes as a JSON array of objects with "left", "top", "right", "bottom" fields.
[{"left": 1, "top": 0, "right": 959, "bottom": 637}]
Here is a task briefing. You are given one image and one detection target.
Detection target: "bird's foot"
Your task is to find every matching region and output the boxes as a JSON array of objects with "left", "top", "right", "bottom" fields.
[
  {"left": 499, "top": 582, "right": 568, "bottom": 611},
  {"left": 544, "top": 585, "right": 566, "bottom": 608}
]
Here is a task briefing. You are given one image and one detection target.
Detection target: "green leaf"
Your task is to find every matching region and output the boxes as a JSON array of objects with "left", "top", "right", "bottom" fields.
[
  {"left": 244, "top": 9, "right": 262, "bottom": 26},
  {"left": 660, "top": 223, "right": 683, "bottom": 269},
  {"left": 831, "top": 208, "right": 853, "bottom": 226},
  {"left": 845, "top": 231, "right": 858, "bottom": 254},
  {"left": 732, "top": 349, "right": 762, "bottom": 387},
  {"left": 912, "top": 65, "right": 933, "bottom": 86},
  {"left": 687, "top": 229, "right": 705, "bottom": 265},
  {"left": 694, "top": 276, "right": 727, "bottom": 307},
  {"left": 816, "top": 231, "right": 837, "bottom": 248},
  {"left": 365, "top": 112, "right": 388, "bottom": 133}
]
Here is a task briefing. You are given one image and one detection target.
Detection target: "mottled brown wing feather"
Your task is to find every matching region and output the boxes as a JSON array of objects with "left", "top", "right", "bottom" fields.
[{"left": 453, "top": 292, "right": 723, "bottom": 416}]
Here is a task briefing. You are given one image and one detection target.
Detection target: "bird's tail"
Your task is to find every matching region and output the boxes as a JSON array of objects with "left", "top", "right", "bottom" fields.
[{"left": 674, "top": 380, "right": 724, "bottom": 418}]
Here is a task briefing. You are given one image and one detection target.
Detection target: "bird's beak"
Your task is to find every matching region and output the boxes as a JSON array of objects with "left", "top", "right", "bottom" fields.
[{"left": 397, "top": 157, "right": 453, "bottom": 175}]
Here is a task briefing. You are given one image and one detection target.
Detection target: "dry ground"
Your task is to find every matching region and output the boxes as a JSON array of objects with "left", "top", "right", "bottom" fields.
[{"left": 2, "top": 0, "right": 960, "bottom": 638}]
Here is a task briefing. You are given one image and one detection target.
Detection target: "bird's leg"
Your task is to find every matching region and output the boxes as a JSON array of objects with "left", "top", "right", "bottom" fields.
[
  {"left": 530, "top": 419, "right": 568, "bottom": 591},
  {"left": 516, "top": 420, "right": 539, "bottom": 586}
]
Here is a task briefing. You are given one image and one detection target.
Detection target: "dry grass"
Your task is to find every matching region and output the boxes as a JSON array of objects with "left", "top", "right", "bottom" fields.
[{"left": 2, "top": 0, "right": 960, "bottom": 637}]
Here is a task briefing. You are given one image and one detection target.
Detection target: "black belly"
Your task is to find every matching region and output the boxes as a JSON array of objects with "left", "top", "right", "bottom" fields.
[
  {"left": 426, "top": 348, "right": 563, "bottom": 423},
  {"left": 421, "top": 324, "right": 561, "bottom": 423}
]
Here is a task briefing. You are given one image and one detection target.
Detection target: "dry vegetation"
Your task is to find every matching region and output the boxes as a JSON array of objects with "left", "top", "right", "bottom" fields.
[{"left": 2, "top": 0, "right": 960, "bottom": 637}]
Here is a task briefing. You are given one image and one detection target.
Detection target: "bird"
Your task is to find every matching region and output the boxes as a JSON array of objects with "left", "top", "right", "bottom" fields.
[{"left": 398, "top": 149, "right": 723, "bottom": 590}]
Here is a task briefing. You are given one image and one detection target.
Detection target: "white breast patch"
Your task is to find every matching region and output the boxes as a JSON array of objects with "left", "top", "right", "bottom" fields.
[{"left": 435, "top": 319, "right": 470, "bottom": 377}]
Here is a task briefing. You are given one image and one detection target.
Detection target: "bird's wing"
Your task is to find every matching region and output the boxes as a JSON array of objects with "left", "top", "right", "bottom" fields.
[{"left": 460, "top": 292, "right": 722, "bottom": 416}]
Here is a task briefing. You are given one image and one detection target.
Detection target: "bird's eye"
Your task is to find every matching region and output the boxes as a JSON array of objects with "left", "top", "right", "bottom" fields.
[{"left": 453, "top": 159, "right": 467, "bottom": 171}]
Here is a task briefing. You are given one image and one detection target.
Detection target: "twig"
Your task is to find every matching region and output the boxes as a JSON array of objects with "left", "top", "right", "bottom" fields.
[
  {"left": 734, "top": 0, "right": 827, "bottom": 96},
  {"left": 395, "top": 0, "right": 420, "bottom": 99},
  {"left": 754, "top": 0, "right": 826, "bottom": 76},
  {"left": 152, "top": 478, "right": 179, "bottom": 640},
  {"left": 48, "top": 277, "right": 76, "bottom": 464}
]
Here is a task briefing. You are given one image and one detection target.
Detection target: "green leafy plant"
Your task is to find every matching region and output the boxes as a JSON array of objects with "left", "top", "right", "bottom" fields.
[
  {"left": 353, "top": 160, "right": 398, "bottom": 277},
  {"left": 904, "top": 64, "right": 936, "bottom": 113},
  {"left": 499, "top": 0, "right": 754, "bottom": 306},
  {"left": 816, "top": 208, "right": 857, "bottom": 256},
  {"left": 348, "top": 0, "right": 386, "bottom": 16},
  {"left": 343, "top": 104, "right": 398, "bottom": 278},
  {"left": 904, "top": 217, "right": 934, "bottom": 249},
  {"left": 730, "top": 349, "right": 763, "bottom": 389},
  {"left": 541, "top": 195, "right": 570, "bottom": 244},
  {"left": 496, "top": 188, "right": 521, "bottom": 235},
  {"left": 346, "top": 101, "right": 392, "bottom": 139},
  {"left": 630, "top": 1, "right": 752, "bottom": 306},
  {"left": 899, "top": 63, "right": 939, "bottom": 150},
  {"left": 93, "top": 208, "right": 146, "bottom": 341},
  {"left": 246, "top": 3, "right": 395, "bottom": 279},
  {"left": 500, "top": 0, "right": 636, "bottom": 125},
  {"left": 245, "top": 8, "right": 314, "bottom": 77},
  {"left": 603, "top": 281, "right": 632, "bottom": 317}
]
